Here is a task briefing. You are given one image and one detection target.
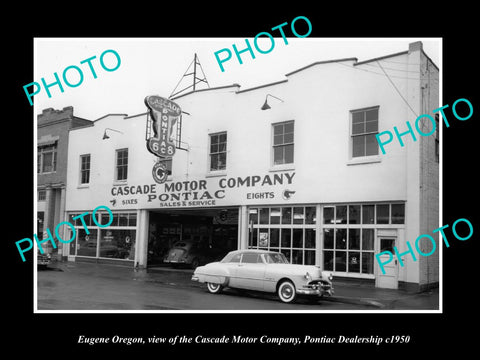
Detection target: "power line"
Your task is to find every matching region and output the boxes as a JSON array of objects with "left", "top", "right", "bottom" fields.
[
  {"left": 378, "top": 59, "right": 420, "bottom": 65},
  {"left": 336, "top": 62, "right": 420, "bottom": 81},
  {"left": 359, "top": 62, "right": 420, "bottom": 73},
  {"left": 376, "top": 60, "right": 418, "bottom": 117}
]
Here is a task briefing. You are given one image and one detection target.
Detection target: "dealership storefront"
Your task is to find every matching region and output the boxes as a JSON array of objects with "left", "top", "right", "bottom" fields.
[
  {"left": 64, "top": 43, "right": 438, "bottom": 290},
  {"left": 64, "top": 192, "right": 406, "bottom": 288},
  {"left": 63, "top": 109, "right": 425, "bottom": 290}
]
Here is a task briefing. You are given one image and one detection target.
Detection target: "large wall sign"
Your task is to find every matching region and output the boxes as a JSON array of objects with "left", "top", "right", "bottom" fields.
[
  {"left": 108, "top": 172, "right": 296, "bottom": 209},
  {"left": 144, "top": 95, "right": 181, "bottom": 183}
]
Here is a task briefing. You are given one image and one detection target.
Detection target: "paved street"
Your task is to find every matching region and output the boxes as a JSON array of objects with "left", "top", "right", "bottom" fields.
[{"left": 37, "top": 262, "right": 438, "bottom": 311}]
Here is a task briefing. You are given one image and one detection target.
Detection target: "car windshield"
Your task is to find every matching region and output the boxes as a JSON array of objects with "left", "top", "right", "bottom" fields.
[{"left": 264, "top": 253, "right": 289, "bottom": 264}]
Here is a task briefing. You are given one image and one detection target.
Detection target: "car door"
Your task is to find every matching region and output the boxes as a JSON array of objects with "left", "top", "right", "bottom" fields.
[{"left": 232, "top": 253, "right": 267, "bottom": 291}]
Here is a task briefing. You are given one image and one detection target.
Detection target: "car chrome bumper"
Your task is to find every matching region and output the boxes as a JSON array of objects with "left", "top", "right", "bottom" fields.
[
  {"left": 298, "top": 282, "right": 334, "bottom": 297},
  {"left": 191, "top": 275, "right": 199, "bottom": 282}
]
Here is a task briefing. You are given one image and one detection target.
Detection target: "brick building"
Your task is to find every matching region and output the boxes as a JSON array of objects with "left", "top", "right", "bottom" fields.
[{"left": 37, "top": 106, "right": 92, "bottom": 259}]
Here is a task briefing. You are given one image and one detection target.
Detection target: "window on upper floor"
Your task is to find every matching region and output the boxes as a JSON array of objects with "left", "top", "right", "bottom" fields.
[
  {"left": 351, "top": 107, "right": 379, "bottom": 158},
  {"left": 209, "top": 132, "right": 227, "bottom": 171},
  {"left": 272, "top": 121, "right": 294, "bottom": 165},
  {"left": 38, "top": 143, "right": 57, "bottom": 174},
  {"left": 115, "top": 148, "right": 128, "bottom": 181},
  {"left": 38, "top": 190, "right": 46, "bottom": 201},
  {"left": 80, "top": 154, "right": 91, "bottom": 185}
]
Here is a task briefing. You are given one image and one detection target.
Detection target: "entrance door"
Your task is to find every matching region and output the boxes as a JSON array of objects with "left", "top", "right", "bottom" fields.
[{"left": 376, "top": 237, "right": 398, "bottom": 289}]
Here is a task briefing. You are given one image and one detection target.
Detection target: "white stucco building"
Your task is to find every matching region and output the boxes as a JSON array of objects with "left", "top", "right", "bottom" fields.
[{"left": 62, "top": 41, "right": 439, "bottom": 291}]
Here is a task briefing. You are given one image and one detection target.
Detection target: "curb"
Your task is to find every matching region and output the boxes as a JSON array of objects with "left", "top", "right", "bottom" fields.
[{"left": 322, "top": 295, "right": 386, "bottom": 308}]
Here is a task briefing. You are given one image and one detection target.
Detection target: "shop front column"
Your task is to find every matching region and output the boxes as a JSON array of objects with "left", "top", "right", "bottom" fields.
[
  {"left": 316, "top": 204, "right": 322, "bottom": 267},
  {"left": 135, "top": 209, "right": 149, "bottom": 269},
  {"left": 238, "top": 206, "right": 248, "bottom": 250},
  {"left": 43, "top": 186, "right": 54, "bottom": 237},
  {"left": 57, "top": 185, "right": 67, "bottom": 260}
]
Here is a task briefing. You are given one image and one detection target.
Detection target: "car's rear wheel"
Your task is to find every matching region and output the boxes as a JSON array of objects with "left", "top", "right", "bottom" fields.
[
  {"left": 277, "top": 280, "right": 297, "bottom": 303},
  {"left": 206, "top": 282, "right": 223, "bottom": 294}
]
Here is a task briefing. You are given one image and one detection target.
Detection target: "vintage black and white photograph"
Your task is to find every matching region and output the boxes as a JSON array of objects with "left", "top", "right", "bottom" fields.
[
  {"left": 7, "top": 5, "right": 480, "bottom": 354},
  {"left": 32, "top": 37, "right": 442, "bottom": 312}
]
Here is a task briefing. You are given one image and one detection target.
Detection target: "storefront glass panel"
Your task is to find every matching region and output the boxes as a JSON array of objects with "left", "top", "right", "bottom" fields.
[
  {"left": 349, "top": 229, "right": 360, "bottom": 250},
  {"left": 391, "top": 204, "right": 405, "bottom": 224},
  {"left": 248, "top": 205, "right": 317, "bottom": 265},
  {"left": 259, "top": 208, "right": 269, "bottom": 224},
  {"left": 128, "top": 213, "right": 137, "bottom": 227},
  {"left": 324, "top": 250, "right": 334, "bottom": 271},
  {"left": 305, "top": 229, "right": 315, "bottom": 248},
  {"left": 259, "top": 229, "right": 269, "bottom": 248},
  {"left": 281, "top": 249, "right": 291, "bottom": 263},
  {"left": 376, "top": 204, "right": 389, "bottom": 224},
  {"left": 119, "top": 214, "right": 128, "bottom": 226},
  {"left": 362, "top": 252, "right": 374, "bottom": 274},
  {"left": 249, "top": 228, "right": 258, "bottom": 247},
  {"left": 69, "top": 211, "right": 137, "bottom": 261},
  {"left": 324, "top": 228, "right": 334, "bottom": 248},
  {"left": 270, "top": 208, "right": 281, "bottom": 224},
  {"left": 336, "top": 229, "right": 347, "bottom": 249},
  {"left": 348, "top": 251, "right": 360, "bottom": 273},
  {"left": 305, "top": 207, "right": 316, "bottom": 224},
  {"left": 336, "top": 206, "right": 347, "bottom": 224},
  {"left": 322, "top": 202, "right": 404, "bottom": 277},
  {"left": 99, "top": 229, "right": 136, "bottom": 259},
  {"left": 293, "top": 207, "right": 304, "bottom": 224},
  {"left": 292, "top": 250, "right": 303, "bottom": 264},
  {"left": 335, "top": 251, "right": 346, "bottom": 271},
  {"left": 323, "top": 207, "right": 334, "bottom": 224},
  {"left": 292, "top": 229, "right": 303, "bottom": 248},
  {"left": 74, "top": 228, "right": 98, "bottom": 257},
  {"left": 269, "top": 228, "right": 279, "bottom": 248},
  {"left": 249, "top": 208, "right": 258, "bottom": 225},
  {"left": 349, "top": 205, "right": 360, "bottom": 224},
  {"left": 281, "top": 228, "right": 291, "bottom": 247},
  {"left": 362, "top": 205, "right": 375, "bottom": 224},
  {"left": 362, "top": 229, "right": 374, "bottom": 250},
  {"left": 304, "top": 250, "right": 315, "bottom": 265},
  {"left": 281, "top": 207, "right": 292, "bottom": 224}
]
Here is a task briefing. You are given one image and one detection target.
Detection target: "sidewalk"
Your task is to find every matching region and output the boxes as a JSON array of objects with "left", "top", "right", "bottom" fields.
[{"left": 43, "top": 261, "right": 439, "bottom": 310}]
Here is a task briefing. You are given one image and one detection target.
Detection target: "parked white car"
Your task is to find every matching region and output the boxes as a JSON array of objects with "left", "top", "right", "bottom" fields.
[{"left": 191, "top": 249, "right": 334, "bottom": 303}]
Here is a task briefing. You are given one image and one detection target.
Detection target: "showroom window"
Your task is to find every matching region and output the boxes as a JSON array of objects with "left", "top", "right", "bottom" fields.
[
  {"left": 248, "top": 205, "right": 316, "bottom": 265},
  {"left": 322, "top": 203, "right": 404, "bottom": 275},
  {"left": 68, "top": 211, "right": 137, "bottom": 260}
]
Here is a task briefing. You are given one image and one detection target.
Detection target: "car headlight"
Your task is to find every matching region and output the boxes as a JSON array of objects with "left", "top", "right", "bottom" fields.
[{"left": 304, "top": 272, "right": 312, "bottom": 281}]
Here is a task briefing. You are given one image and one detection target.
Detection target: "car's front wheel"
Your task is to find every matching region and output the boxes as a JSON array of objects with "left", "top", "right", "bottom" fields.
[
  {"left": 277, "top": 280, "right": 297, "bottom": 303},
  {"left": 206, "top": 282, "right": 223, "bottom": 294}
]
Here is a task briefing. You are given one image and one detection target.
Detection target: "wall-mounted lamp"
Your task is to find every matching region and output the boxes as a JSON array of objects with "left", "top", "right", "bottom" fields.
[
  {"left": 102, "top": 128, "right": 124, "bottom": 140},
  {"left": 261, "top": 94, "right": 284, "bottom": 110}
]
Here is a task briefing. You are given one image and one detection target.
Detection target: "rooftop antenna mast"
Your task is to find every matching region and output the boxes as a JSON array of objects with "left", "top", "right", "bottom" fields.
[{"left": 169, "top": 53, "right": 210, "bottom": 99}]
